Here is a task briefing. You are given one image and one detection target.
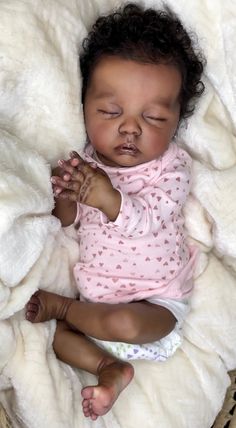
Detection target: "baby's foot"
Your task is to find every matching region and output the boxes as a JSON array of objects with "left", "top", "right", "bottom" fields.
[
  {"left": 25, "top": 290, "right": 73, "bottom": 323},
  {"left": 81, "top": 360, "right": 134, "bottom": 420}
]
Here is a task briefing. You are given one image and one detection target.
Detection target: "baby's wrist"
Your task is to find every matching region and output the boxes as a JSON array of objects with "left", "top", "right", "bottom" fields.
[{"left": 101, "top": 189, "right": 121, "bottom": 222}]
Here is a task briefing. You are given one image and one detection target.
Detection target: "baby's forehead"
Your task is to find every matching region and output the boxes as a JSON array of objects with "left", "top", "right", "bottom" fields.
[
  {"left": 87, "top": 57, "right": 182, "bottom": 105},
  {"left": 90, "top": 56, "right": 181, "bottom": 82}
]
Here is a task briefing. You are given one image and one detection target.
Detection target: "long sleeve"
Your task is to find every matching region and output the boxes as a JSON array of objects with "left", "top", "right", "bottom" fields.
[
  {"left": 75, "top": 143, "right": 196, "bottom": 303},
  {"left": 101, "top": 147, "right": 192, "bottom": 238}
]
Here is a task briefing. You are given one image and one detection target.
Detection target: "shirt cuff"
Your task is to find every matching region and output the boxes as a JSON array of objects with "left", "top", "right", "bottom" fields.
[{"left": 100, "top": 189, "right": 125, "bottom": 228}]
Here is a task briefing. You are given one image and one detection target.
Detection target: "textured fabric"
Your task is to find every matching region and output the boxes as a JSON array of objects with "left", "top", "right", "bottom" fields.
[
  {"left": 74, "top": 142, "right": 197, "bottom": 304},
  {"left": 91, "top": 324, "right": 183, "bottom": 361},
  {"left": 0, "top": 1, "right": 236, "bottom": 428},
  {"left": 90, "top": 298, "right": 189, "bottom": 361}
]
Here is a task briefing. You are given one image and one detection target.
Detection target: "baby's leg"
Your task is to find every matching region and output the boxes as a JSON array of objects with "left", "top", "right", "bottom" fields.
[
  {"left": 54, "top": 321, "right": 134, "bottom": 420},
  {"left": 25, "top": 289, "right": 176, "bottom": 343}
]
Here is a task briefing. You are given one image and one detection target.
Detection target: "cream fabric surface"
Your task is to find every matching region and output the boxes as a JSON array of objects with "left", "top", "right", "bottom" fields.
[{"left": 0, "top": 1, "right": 235, "bottom": 427}]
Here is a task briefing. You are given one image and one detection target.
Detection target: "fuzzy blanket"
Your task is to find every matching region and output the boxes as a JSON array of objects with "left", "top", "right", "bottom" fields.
[{"left": 0, "top": 0, "right": 236, "bottom": 427}]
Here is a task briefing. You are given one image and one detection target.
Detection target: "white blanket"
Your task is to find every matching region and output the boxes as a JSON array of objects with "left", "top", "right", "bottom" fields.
[{"left": 0, "top": 0, "right": 235, "bottom": 427}]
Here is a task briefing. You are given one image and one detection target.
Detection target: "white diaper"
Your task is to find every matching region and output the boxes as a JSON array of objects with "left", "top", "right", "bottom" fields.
[{"left": 90, "top": 298, "right": 189, "bottom": 361}]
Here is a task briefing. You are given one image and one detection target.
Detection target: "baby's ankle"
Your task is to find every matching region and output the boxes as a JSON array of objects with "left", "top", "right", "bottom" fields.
[{"left": 96, "top": 356, "right": 118, "bottom": 375}]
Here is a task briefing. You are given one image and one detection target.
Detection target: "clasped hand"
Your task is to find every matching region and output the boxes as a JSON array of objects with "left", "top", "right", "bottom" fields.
[{"left": 51, "top": 151, "right": 121, "bottom": 220}]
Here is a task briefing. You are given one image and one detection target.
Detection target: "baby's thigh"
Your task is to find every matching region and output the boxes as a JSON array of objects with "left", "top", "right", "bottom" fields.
[{"left": 90, "top": 326, "right": 183, "bottom": 362}]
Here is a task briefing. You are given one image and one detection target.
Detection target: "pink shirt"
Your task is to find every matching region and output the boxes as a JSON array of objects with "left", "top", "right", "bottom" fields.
[{"left": 73, "top": 142, "right": 197, "bottom": 304}]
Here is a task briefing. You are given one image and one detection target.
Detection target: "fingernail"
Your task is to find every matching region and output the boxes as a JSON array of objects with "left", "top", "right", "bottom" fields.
[
  {"left": 70, "top": 151, "right": 76, "bottom": 157},
  {"left": 63, "top": 173, "right": 70, "bottom": 181},
  {"left": 53, "top": 188, "right": 61, "bottom": 195},
  {"left": 51, "top": 177, "right": 56, "bottom": 184}
]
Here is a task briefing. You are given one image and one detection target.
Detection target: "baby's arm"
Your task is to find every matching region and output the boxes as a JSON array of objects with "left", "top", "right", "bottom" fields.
[
  {"left": 105, "top": 150, "right": 192, "bottom": 237},
  {"left": 52, "top": 152, "right": 121, "bottom": 222}
]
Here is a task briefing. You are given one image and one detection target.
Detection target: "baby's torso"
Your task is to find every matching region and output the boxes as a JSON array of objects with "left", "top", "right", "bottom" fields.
[{"left": 74, "top": 143, "right": 195, "bottom": 303}]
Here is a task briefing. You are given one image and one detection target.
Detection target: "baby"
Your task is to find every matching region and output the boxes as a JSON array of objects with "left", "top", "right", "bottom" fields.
[{"left": 25, "top": 3, "right": 205, "bottom": 420}]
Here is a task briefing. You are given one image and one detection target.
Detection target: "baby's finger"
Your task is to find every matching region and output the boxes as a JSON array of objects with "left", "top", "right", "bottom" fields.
[
  {"left": 53, "top": 186, "right": 63, "bottom": 196},
  {"left": 51, "top": 176, "right": 63, "bottom": 186},
  {"left": 78, "top": 161, "right": 98, "bottom": 177},
  {"left": 62, "top": 172, "right": 71, "bottom": 182},
  {"left": 70, "top": 157, "right": 80, "bottom": 168},
  {"left": 58, "top": 159, "right": 85, "bottom": 181},
  {"left": 57, "top": 189, "right": 81, "bottom": 202},
  {"left": 70, "top": 151, "right": 98, "bottom": 172},
  {"left": 51, "top": 176, "right": 73, "bottom": 192},
  {"left": 55, "top": 176, "right": 84, "bottom": 195},
  {"left": 69, "top": 151, "right": 90, "bottom": 172},
  {"left": 70, "top": 151, "right": 84, "bottom": 162},
  {"left": 58, "top": 159, "right": 75, "bottom": 176}
]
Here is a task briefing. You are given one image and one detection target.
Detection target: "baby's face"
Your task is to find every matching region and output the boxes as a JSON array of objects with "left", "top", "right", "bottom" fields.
[{"left": 84, "top": 56, "right": 181, "bottom": 167}]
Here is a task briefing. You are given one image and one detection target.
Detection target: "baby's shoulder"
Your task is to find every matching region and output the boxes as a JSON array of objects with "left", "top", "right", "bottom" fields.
[{"left": 161, "top": 143, "right": 192, "bottom": 171}]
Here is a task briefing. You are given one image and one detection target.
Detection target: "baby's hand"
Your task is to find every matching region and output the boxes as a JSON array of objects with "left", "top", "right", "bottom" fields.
[
  {"left": 51, "top": 154, "right": 81, "bottom": 198},
  {"left": 52, "top": 151, "right": 121, "bottom": 220}
]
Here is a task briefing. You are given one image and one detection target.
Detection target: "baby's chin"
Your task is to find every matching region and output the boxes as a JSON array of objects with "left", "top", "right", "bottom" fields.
[{"left": 97, "top": 152, "right": 148, "bottom": 168}]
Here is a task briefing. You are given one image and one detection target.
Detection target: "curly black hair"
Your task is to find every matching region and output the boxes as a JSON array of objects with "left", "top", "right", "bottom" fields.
[{"left": 80, "top": 3, "right": 205, "bottom": 120}]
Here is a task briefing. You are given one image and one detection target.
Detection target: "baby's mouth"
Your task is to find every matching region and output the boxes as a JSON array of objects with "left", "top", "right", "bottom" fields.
[{"left": 115, "top": 143, "right": 140, "bottom": 155}]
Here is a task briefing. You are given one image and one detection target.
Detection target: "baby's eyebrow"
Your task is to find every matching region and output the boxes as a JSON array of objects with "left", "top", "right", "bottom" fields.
[
  {"left": 151, "top": 95, "right": 179, "bottom": 109},
  {"left": 94, "top": 91, "right": 115, "bottom": 100}
]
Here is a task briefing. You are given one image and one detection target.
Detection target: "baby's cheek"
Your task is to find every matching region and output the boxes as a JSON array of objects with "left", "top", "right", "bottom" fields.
[
  {"left": 90, "top": 124, "right": 115, "bottom": 150},
  {"left": 150, "top": 135, "right": 170, "bottom": 157}
]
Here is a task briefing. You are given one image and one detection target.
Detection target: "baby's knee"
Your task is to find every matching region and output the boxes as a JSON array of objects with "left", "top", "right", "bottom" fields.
[{"left": 105, "top": 308, "right": 140, "bottom": 343}]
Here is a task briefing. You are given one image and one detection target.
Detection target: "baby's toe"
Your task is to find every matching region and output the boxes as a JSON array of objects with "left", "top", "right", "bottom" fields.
[
  {"left": 82, "top": 399, "right": 91, "bottom": 417},
  {"left": 29, "top": 295, "right": 40, "bottom": 305},
  {"left": 25, "top": 310, "right": 37, "bottom": 322},
  {"left": 27, "top": 302, "right": 38, "bottom": 312}
]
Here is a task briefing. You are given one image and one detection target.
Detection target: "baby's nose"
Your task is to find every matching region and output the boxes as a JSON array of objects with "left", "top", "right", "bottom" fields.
[{"left": 118, "top": 117, "right": 142, "bottom": 136}]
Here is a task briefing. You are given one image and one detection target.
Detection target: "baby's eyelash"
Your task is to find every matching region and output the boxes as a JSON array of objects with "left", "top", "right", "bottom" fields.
[
  {"left": 147, "top": 116, "right": 167, "bottom": 122},
  {"left": 98, "top": 109, "right": 118, "bottom": 115}
]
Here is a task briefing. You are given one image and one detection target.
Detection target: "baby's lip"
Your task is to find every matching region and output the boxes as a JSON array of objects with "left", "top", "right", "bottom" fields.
[
  {"left": 123, "top": 142, "right": 138, "bottom": 150},
  {"left": 115, "top": 143, "right": 140, "bottom": 155}
]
